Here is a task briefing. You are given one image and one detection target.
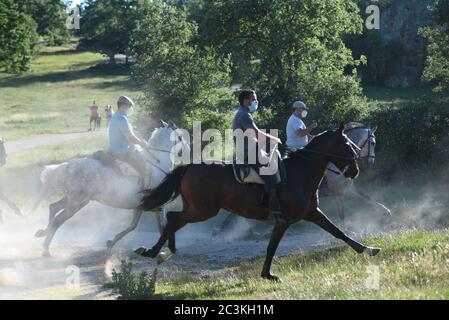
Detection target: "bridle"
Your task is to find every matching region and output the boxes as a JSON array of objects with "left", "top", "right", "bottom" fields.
[
  {"left": 324, "top": 126, "right": 376, "bottom": 175},
  {"left": 143, "top": 145, "right": 176, "bottom": 176},
  {"left": 354, "top": 127, "right": 376, "bottom": 160}
]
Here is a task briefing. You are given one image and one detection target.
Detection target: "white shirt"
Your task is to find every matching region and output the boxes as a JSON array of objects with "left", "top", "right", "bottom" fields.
[{"left": 286, "top": 114, "right": 308, "bottom": 149}]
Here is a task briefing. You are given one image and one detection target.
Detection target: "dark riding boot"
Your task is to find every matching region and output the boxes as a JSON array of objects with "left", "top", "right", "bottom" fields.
[
  {"left": 264, "top": 189, "right": 287, "bottom": 225},
  {"left": 261, "top": 175, "right": 287, "bottom": 225},
  {"left": 279, "top": 159, "right": 287, "bottom": 185}
]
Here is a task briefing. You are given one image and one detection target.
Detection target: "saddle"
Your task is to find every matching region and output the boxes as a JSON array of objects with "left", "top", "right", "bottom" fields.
[
  {"left": 232, "top": 164, "right": 282, "bottom": 185},
  {"left": 90, "top": 151, "right": 140, "bottom": 178},
  {"left": 232, "top": 146, "right": 283, "bottom": 185}
]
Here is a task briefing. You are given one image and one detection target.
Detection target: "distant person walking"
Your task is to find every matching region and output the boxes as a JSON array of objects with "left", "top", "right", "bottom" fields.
[
  {"left": 286, "top": 100, "right": 317, "bottom": 150},
  {"left": 89, "top": 101, "right": 100, "bottom": 131},
  {"left": 105, "top": 105, "right": 114, "bottom": 128}
]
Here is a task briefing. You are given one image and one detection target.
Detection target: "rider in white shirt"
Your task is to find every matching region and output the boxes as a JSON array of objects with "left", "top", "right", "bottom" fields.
[{"left": 286, "top": 100, "right": 317, "bottom": 150}]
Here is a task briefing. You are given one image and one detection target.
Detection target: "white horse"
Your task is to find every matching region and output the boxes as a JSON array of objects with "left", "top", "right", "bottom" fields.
[
  {"left": 31, "top": 121, "right": 190, "bottom": 257},
  {"left": 0, "top": 137, "right": 24, "bottom": 223},
  {"left": 321, "top": 124, "right": 392, "bottom": 224}
]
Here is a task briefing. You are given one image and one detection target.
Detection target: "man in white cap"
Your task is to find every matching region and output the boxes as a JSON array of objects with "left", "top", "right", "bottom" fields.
[
  {"left": 108, "top": 95, "right": 148, "bottom": 180},
  {"left": 286, "top": 100, "right": 317, "bottom": 150}
]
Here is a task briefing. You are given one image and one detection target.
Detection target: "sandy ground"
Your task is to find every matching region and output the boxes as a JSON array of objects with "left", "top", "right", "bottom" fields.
[
  {"left": 5, "top": 130, "right": 106, "bottom": 154},
  {"left": 0, "top": 202, "right": 341, "bottom": 300}
]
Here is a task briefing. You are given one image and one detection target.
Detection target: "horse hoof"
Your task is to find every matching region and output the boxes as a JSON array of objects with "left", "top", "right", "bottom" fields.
[
  {"left": 134, "top": 247, "right": 157, "bottom": 258},
  {"left": 261, "top": 273, "right": 281, "bottom": 282},
  {"left": 365, "top": 247, "right": 381, "bottom": 256},
  {"left": 35, "top": 229, "right": 47, "bottom": 238},
  {"left": 134, "top": 247, "right": 147, "bottom": 256},
  {"left": 106, "top": 240, "right": 113, "bottom": 250},
  {"left": 42, "top": 251, "right": 51, "bottom": 258},
  {"left": 157, "top": 248, "right": 174, "bottom": 264}
]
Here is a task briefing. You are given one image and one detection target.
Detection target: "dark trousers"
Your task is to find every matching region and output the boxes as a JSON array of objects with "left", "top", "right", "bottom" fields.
[{"left": 250, "top": 154, "right": 287, "bottom": 207}]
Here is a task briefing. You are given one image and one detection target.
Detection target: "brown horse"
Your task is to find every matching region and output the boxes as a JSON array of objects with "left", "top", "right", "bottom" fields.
[{"left": 135, "top": 123, "right": 381, "bottom": 281}]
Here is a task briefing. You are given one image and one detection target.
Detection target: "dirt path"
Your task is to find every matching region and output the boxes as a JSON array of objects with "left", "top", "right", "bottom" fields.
[
  {"left": 5, "top": 129, "right": 106, "bottom": 154},
  {"left": 0, "top": 209, "right": 338, "bottom": 300}
]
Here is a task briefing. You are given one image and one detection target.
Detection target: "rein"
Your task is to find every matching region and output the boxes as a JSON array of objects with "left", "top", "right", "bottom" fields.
[
  {"left": 300, "top": 148, "right": 358, "bottom": 161},
  {"left": 143, "top": 145, "right": 175, "bottom": 175}
]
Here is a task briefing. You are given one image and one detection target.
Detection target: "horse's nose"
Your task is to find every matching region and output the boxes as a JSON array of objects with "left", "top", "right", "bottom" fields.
[{"left": 368, "top": 158, "right": 375, "bottom": 165}]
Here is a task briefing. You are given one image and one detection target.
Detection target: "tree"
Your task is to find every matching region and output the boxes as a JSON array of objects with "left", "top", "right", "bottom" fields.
[
  {"left": 17, "top": 0, "right": 69, "bottom": 45},
  {"left": 421, "top": 0, "right": 449, "bottom": 92},
  {"left": 0, "top": 0, "right": 38, "bottom": 73},
  {"left": 78, "top": 0, "right": 139, "bottom": 64},
  {"left": 130, "top": 1, "right": 232, "bottom": 129},
  {"left": 189, "top": 0, "right": 368, "bottom": 129}
]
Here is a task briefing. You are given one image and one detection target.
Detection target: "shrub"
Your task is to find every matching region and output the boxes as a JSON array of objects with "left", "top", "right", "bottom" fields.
[
  {"left": 105, "top": 260, "right": 158, "bottom": 300},
  {"left": 365, "top": 101, "right": 449, "bottom": 181}
]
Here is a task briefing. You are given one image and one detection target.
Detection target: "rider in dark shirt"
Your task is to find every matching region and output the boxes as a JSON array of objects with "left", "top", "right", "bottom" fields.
[{"left": 232, "top": 89, "right": 286, "bottom": 224}]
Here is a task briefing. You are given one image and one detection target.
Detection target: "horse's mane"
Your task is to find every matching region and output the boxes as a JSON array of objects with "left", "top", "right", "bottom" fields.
[{"left": 284, "top": 130, "right": 330, "bottom": 159}]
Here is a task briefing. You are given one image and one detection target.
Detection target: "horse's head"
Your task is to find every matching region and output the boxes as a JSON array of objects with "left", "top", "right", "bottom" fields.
[
  {"left": 0, "top": 137, "right": 6, "bottom": 167},
  {"left": 145, "top": 120, "right": 191, "bottom": 171},
  {"left": 346, "top": 125, "right": 377, "bottom": 165},
  {"left": 320, "top": 122, "right": 359, "bottom": 179}
]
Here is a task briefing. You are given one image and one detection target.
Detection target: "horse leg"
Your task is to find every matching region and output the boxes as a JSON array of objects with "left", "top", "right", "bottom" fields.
[
  {"left": 306, "top": 208, "right": 380, "bottom": 256},
  {"left": 348, "top": 185, "right": 392, "bottom": 216},
  {"left": 156, "top": 211, "right": 184, "bottom": 264},
  {"left": 42, "top": 200, "right": 88, "bottom": 258},
  {"left": 35, "top": 197, "right": 67, "bottom": 238},
  {"left": 0, "top": 191, "right": 23, "bottom": 216},
  {"left": 154, "top": 209, "right": 165, "bottom": 235},
  {"left": 106, "top": 209, "right": 143, "bottom": 256},
  {"left": 211, "top": 213, "right": 237, "bottom": 237},
  {"left": 29, "top": 183, "right": 50, "bottom": 215},
  {"left": 335, "top": 196, "right": 345, "bottom": 227},
  {"left": 261, "top": 223, "right": 289, "bottom": 282},
  {"left": 135, "top": 211, "right": 188, "bottom": 259}
]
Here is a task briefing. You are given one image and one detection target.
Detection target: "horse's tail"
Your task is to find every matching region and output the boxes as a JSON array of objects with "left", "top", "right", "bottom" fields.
[
  {"left": 29, "top": 163, "right": 67, "bottom": 214},
  {"left": 139, "top": 165, "right": 189, "bottom": 211}
]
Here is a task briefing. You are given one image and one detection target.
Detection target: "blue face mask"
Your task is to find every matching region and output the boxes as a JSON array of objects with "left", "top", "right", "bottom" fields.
[{"left": 249, "top": 101, "right": 258, "bottom": 112}]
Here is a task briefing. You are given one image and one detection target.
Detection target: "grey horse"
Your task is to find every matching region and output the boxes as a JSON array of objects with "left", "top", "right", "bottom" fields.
[
  {"left": 320, "top": 124, "right": 391, "bottom": 224},
  {"left": 214, "top": 123, "right": 391, "bottom": 236},
  {"left": 32, "top": 122, "right": 190, "bottom": 257},
  {"left": 0, "top": 137, "right": 24, "bottom": 223}
]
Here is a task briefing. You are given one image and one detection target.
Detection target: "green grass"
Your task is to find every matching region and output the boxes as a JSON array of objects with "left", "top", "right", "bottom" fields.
[
  {"left": 363, "top": 85, "right": 449, "bottom": 106},
  {"left": 6, "top": 134, "right": 108, "bottom": 169},
  {"left": 0, "top": 43, "right": 140, "bottom": 140},
  {"left": 156, "top": 231, "right": 449, "bottom": 299}
]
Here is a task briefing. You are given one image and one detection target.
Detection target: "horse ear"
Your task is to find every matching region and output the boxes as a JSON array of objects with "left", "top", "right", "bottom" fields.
[
  {"left": 168, "top": 121, "right": 178, "bottom": 129},
  {"left": 339, "top": 121, "right": 347, "bottom": 134},
  {"left": 160, "top": 120, "right": 168, "bottom": 127}
]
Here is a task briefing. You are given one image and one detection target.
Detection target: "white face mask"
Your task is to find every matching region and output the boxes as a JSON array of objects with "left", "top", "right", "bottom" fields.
[
  {"left": 126, "top": 106, "right": 134, "bottom": 116},
  {"left": 301, "top": 110, "right": 308, "bottom": 118}
]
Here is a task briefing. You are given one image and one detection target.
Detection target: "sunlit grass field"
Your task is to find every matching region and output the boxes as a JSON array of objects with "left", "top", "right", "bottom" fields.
[
  {"left": 0, "top": 43, "right": 140, "bottom": 140},
  {"left": 5, "top": 134, "right": 108, "bottom": 169},
  {"left": 156, "top": 231, "right": 449, "bottom": 299},
  {"left": 363, "top": 85, "right": 449, "bottom": 106}
]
